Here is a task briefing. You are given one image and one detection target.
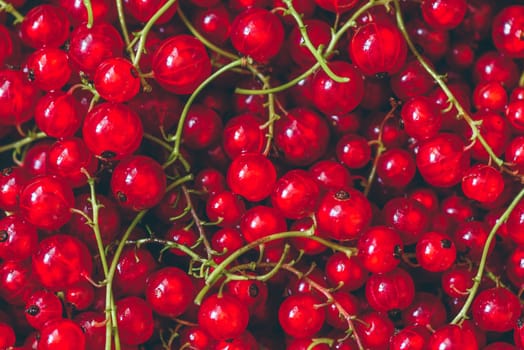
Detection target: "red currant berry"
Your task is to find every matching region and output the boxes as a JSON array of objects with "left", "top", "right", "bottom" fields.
[
  {"left": 357, "top": 225, "right": 403, "bottom": 274},
  {"left": 32, "top": 234, "right": 93, "bottom": 290},
  {"left": 271, "top": 169, "right": 320, "bottom": 220},
  {"left": 336, "top": 133, "right": 371, "bottom": 169},
  {"left": 416, "top": 231, "right": 456, "bottom": 272},
  {"left": 0, "top": 167, "right": 30, "bottom": 212},
  {"left": 472, "top": 81, "right": 508, "bottom": 113},
  {"left": 35, "top": 91, "right": 84, "bottom": 139},
  {"left": 311, "top": 61, "right": 364, "bottom": 115},
  {"left": 0, "top": 69, "right": 40, "bottom": 126},
  {"left": 309, "top": 160, "right": 353, "bottom": 191},
  {"left": 82, "top": 102, "right": 143, "bottom": 160},
  {"left": 116, "top": 296, "right": 155, "bottom": 345},
  {"left": 400, "top": 96, "right": 442, "bottom": 140},
  {"left": 376, "top": 148, "right": 416, "bottom": 188},
  {"left": 365, "top": 267, "right": 415, "bottom": 312},
  {"left": 278, "top": 292, "right": 325, "bottom": 339},
  {"left": 38, "top": 318, "right": 86, "bottom": 350},
  {"left": 111, "top": 155, "right": 166, "bottom": 211},
  {"left": 239, "top": 205, "right": 287, "bottom": 243},
  {"left": 349, "top": 19, "right": 407, "bottom": 77},
  {"left": 19, "top": 5, "right": 70, "bottom": 49},
  {"left": 24, "top": 48, "right": 72, "bottom": 91},
  {"left": 222, "top": 113, "right": 265, "bottom": 159},
  {"left": 94, "top": 57, "right": 140, "bottom": 103},
  {"left": 313, "top": 0, "right": 358, "bottom": 13},
  {"left": 325, "top": 252, "right": 368, "bottom": 292},
  {"left": 472, "top": 287, "right": 521, "bottom": 332},
  {"left": 24, "top": 289, "right": 63, "bottom": 330},
  {"left": 461, "top": 164, "right": 504, "bottom": 204},
  {"left": 198, "top": 293, "right": 250, "bottom": 341},
  {"left": 182, "top": 104, "right": 223, "bottom": 150},
  {"left": 123, "top": 0, "right": 177, "bottom": 24},
  {"left": 492, "top": 5, "right": 524, "bottom": 58},
  {"left": 274, "top": 107, "right": 330, "bottom": 166},
  {"left": 288, "top": 19, "right": 331, "bottom": 67},
  {"left": 0, "top": 214, "right": 38, "bottom": 262},
  {"left": 421, "top": 0, "right": 467, "bottom": 30},
  {"left": 316, "top": 189, "right": 372, "bottom": 241},
  {"left": 152, "top": 35, "right": 211, "bottom": 94},
  {"left": 145, "top": 267, "right": 195, "bottom": 317},
  {"left": 230, "top": 8, "right": 284, "bottom": 63},
  {"left": 427, "top": 324, "right": 478, "bottom": 350},
  {"left": 0, "top": 322, "right": 15, "bottom": 349},
  {"left": 353, "top": 311, "right": 394, "bottom": 349},
  {"left": 19, "top": 175, "right": 75, "bottom": 231},
  {"left": 227, "top": 153, "right": 276, "bottom": 202},
  {"left": 114, "top": 247, "right": 157, "bottom": 297}
]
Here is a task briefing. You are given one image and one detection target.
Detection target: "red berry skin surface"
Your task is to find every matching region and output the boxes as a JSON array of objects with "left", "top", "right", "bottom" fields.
[
  {"left": 82, "top": 102, "right": 143, "bottom": 160},
  {"left": 94, "top": 57, "right": 140, "bottom": 103},
  {"left": 198, "top": 293, "right": 250, "bottom": 341},
  {"left": 416, "top": 133, "right": 470, "bottom": 188},
  {"left": 271, "top": 169, "right": 320, "bottom": 220},
  {"left": 37, "top": 318, "right": 86, "bottom": 350},
  {"left": 0, "top": 69, "right": 40, "bottom": 126},
  {"left": 365, "top": 267, "right": 415, "bottom": 312},
  {"left": 421, "top": 0, "right": 467, "bottom": 30},
  {"left": 111, "top": 155, "right": 167, "bottom": 211},
  {"left": 0, "top": 214, "right": 38, "bottom": 262},
  {"left": 145, "top": 267, "right": 195, "bottom": 318},
  {"left": 32, "top": 234, "right": 93, "bottom": 291},
  {"left": 35, "top": 91, "right": 84, "bottom": 139},
  {"left": 416, "top": 231, "right": 456, "bottom": 272},
  {"left": 19, "top": 175, "right": 75, "bottom": 231},
  {"left": 227, "top": 153, "right": 277, "bottom": 202},
  {"left": 278, "top": 293, "right": 326, "bottom": 339},
  {"left": 18, "top": 5, "right": 70, "bottom": 49},
  {"left": 24, "top": 48, "right": 72, "bottom": 91},
  {"left": 0, "top": 322, "right": 15, "bottom": 349},
  {"left": 230, "top": 8, "right": 284, "bottom": 63},
  {"left": 116, "top": 296, "right": 155, "bottom": 345},
  {"left": 0, "top": 166, "right": 30, "bottom": 212},
  {"left": 472, "top": 287, "right": 521, "bottom": 333},
  {"left": 357, "top": 225, "right": 403, "bottom": 274},
  {"left": 349, "top": 19, "right": 407, "bottom": 77},
  {"left": 492, "top": 6, "right": 524, "bottom": 58},
  {"left": 274, "top": 107, "right": 330, "bottom": 166},
  {"left": 316, "top": 189, "right": 372, "bottom": 241},
  {"left": 152, "top": 35, "right": 211, "bottom": 95}
]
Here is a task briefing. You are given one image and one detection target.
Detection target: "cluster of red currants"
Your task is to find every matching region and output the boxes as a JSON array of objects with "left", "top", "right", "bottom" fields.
[{"left": 1, "top": 0, "right": 524, "bottom": 349}]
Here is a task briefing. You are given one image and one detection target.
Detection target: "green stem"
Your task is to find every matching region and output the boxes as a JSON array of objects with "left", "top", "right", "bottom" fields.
[
  {"left": 163, "top": 58, "right": 245, "bottom": 169},
  {"left": 0, "top": 0, "right": 24, "bottom": 23},
  {"left": 450, "top": 186, "right": 524, "bottom": 325},
  {"left": 115, "top": 0, "right": 134, "bottom": 60},
  {"left": 105, "top": 210, "right": 147, "bottom": 350},
  {"left": 133, "top": 0, "right": 178, "bottom": 67},
  {"left": 392, "top": 0, "right": 504, "bottom": 168},
  {"left": 0, "top": 131, "right": 47, "bottom": 154},
  {"left": 85, "top": 175, "right": 109, "bottom": 277},
  {"left": 143, "top": 132, "right": 173, "bottom": 152},
  {"left": 82, "top": 0, "right": 94, "bottom": 28},
  {"left": 283, "top": 0, "right": 347, "bottom": 83},
  {"left": 194, "top": 229, "right": 316, "bottom": 305},
  {"left": 176, "top": 3, "right": 239, "bottom": 61},
  {"left": 519, "top": 70, "right": 524, "bottom": 88},
  {"left": 165, "top": 174, "right": 194, "bottom": 193}
]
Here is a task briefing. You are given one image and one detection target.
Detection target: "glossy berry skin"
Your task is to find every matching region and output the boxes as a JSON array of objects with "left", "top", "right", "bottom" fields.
[
  {"left": 46, "top": 137, "right": 98, "bottom": 189},
  {"left": 0, "top": 214, "right": 38, "bottom": 262},
  {"left": 349, "top": 19, "right": 407, "bottom": 77},
  {"left": 421, "top": 0, "right": 467, "bottom": 30},
  {"left": 271, "top": 170, "right": 320, "bottom": 220},
  {"left": 193, "top": 5, "right": 232, "bottom": 46},
  {"left": 24, "top": 48, "right": 72, "bottom": 91},
  {"left": 336, "top": 133, "right": 372, "bottom": 169},
  {"left": 94, "top": 57, "right": 140, "bottom": 102},
  {"left": 472, "top": 287, "right": 521, "bottom": 332},
  {"left": 64, "top": 280, "right": 95, "bottom": 311},
  {"left": 313, "top": 0, "right": 358, "bottom": 13},
  {"left": 19, "top": 175, "right": 75, "bottom": 231},
  {"left": 111, "top": 155, "right": 166, "bottom": 211},
  {"left": 473, "top": 81, "right": 508, "bottom": 113},
  {"left": 376, "top": 148, "right": 416, "bottom": 188},
  {"left": 82, "top": 102, "right": 143, "bottom": 160},
  {"left": 492, "top": 6, "right": 524, "bottom": 58},
  {"left": 309, "top": 160, "right": 353, "bottom": 190},
  {"left": 416, "top": 231, "right": 456, "bottom": 272},
  {"left": 35, "top": 91, "right": 84, "bottom": 139},
  {"left": 0, "top": 259, "right": 38, "bottom": 305},
  {"left": 145, "top": 267, "right": 194, "bottom": 318},
  {"left": 116, "top": 296, "right": 154, "bottom": 345},
  {"left": 38, "top": 318, "right": 86, "bottom": 350},
  {"left": 278, "top": 293, "right": 325, "bottom": 339},
  {"left": 467, "top": 111, "right": 510, "bottom": 162},
  {"left": 0, "top": 69, "right": 40, "bottom": 126},
  {"left": 0, "top": 25, "right": 13, "bottom": 65},
  {"left": 182, "top": 104, "right": 223, "bottom": 150},
  {"left": 390, "top": 326, "right": 430, "bottom": 350},
  {"left": 19, "top": 5, "right": 70, "bottom": 49},
  {"left": 325, "top": 252, "right": 368, "bottom": 292},
  {"left": 357, "top": 225, "right": 403, "bottom": 274},
  {"left": 402, "top": 292, "right": 447, "bottom": 330},
  {"left": 365, "top": 267, "right": 415, "bottom": 312},
  {"left": 123, "top": 0, "right": 177, "bottom": 24},
  {"left": 506, "top": 100, "right": 524, "bottom": 132},
  {"left": 69, "top": 22, "right": 124, "bottom": 74},
  {"left": 222, "top": 114, "right": 265, "bottom": 159},
  {"left": 0, "top": 322, "right": 15, "bottom": 349},
  {"left": 311, "top": 61, "right": 365, "bottom": 115},
  {"left": 391, "top": 58, "right": 435, "bottom": 101},
  {"left": 382, "top": 197, "right": 430, "bottom": 244},
  {"left": 198, "top": 293, "right": 250, "bottom": 341},
  {"left": 32, "top": 234, "right": 92, "bottom": 291},
  {"left": 428, "top": 324, "right": 479, "bottom": 350},
  {"left": 353, "top": 311, "right": 395, "bottom": 349},
  {"left": 239, "top": 205, "right": 286, "bottom": 244},
  {"left": 0, "top": 167, "right": 30, "bottom": 212},
  {"left": 274, "top": 107, "right": 330, "bottom": 166},
  {"left": 114, "top": 247, "right": 157, "bottom": 297},
  {"left": 24, "top": 289, "right": 63, "bottom": 330},
  {"left": 225, "top": 278, "right": 268, "bottom": 313},
  {"left": 441, "top": 266, "right": 474, "bottom": 298},
  {"left": 316, "top": 189, "right": 372, "bottom": 241},
  {"left": 152, "top": 35, "right": 211, "bottom": 95},
  {"left": 416, "top": 133, "right": 470, "bottom": 188},
  {"left": 400, "top": 96, "right": 442, "bottom": 140},
  {"left": 178, "top": 326, "right": 216, "bottom": 350},
  {"left": 205, "top": 190, "right": 245, "bottom": 228},
  {"left": 461, "top": 164, "right": 504, "bottom": 204},
  {"left": 230, "top": 8, "right": 284, "bottom": 63},
  {"left": 227, "top": 153, "right": 276, "bottom": 202}
]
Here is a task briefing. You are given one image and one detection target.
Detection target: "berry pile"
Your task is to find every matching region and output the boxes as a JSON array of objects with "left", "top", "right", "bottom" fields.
[{"left": 0, "top": 0, "right": 524, "bottom": 349}]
